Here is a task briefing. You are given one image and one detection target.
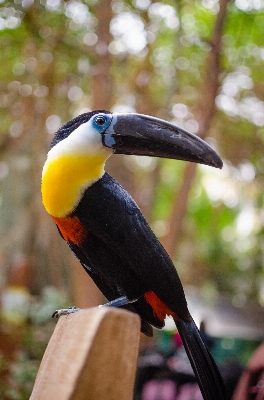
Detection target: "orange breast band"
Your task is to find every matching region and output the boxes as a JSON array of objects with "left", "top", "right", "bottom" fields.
[{"left": 52, "top": 216, "right": 87, "bottom": 246}]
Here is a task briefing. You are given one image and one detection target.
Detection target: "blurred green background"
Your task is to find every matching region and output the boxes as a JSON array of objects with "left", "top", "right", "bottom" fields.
[{"left": 1, "top": 0, "right": 264, "bottom": 398}]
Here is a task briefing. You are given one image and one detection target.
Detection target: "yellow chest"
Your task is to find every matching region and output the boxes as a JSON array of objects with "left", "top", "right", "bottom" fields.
[{"left": 41, "top": 154, "right": 107, "bottom": 217}]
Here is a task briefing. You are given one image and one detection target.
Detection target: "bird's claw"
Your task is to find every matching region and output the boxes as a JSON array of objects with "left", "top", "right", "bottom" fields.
[{"left": 52, "top": 306, "right": 80, "bottom": 318}]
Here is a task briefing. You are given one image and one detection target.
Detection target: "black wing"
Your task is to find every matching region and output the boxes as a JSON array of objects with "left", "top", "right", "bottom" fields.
[
  {"left": 68, "top": 240, "right": 155, "bottom": 335},
  {"left": 72, "top": 172, "right": 190, "bottom": 323}
]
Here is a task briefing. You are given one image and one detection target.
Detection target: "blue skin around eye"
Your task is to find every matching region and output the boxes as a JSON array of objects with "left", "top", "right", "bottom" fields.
[
  {"left": 92, "top": 114, "right": 115, "bottom": 147},
  {"left": 93, "top": 115, "right": 112, "bottom": 130}
]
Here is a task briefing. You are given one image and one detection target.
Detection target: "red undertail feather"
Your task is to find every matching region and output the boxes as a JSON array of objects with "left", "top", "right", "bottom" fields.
[{"left": 144, "top": 291, "right": 178, "bottom": 321}]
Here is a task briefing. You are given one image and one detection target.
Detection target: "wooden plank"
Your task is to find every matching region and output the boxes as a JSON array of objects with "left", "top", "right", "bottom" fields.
[{"left": 30, "top": 307, "right": 141, "bottom": 400}]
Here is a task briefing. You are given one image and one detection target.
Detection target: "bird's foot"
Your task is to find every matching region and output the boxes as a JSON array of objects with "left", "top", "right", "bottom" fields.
[{"left": 52, "top": 306, "right": 80, "bottom": 318}]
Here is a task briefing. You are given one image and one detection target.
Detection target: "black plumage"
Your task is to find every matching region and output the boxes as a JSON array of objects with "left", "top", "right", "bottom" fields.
[{"left": 54, "top": 172, "right": 226, "bottom": 400}]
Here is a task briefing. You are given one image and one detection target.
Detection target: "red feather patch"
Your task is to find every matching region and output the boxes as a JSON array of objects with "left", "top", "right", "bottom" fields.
[
  {"left": 144, "top": 291, "right": 178, "bottom": 321},
  {"left": 52, "top": 216, "right": 87, "bottom": 246}
]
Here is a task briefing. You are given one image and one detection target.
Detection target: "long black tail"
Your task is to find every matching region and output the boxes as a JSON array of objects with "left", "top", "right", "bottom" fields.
[{"left": 174, "top": 318, "right": 227, "bottom": 400}]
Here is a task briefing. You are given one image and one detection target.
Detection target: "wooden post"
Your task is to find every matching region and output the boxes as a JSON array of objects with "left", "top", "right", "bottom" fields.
[{"left": 30, "top": 308, "right": 141, "bottom": 400}]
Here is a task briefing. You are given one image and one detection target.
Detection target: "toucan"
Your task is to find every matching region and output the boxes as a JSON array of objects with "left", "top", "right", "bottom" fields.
[{"left": 41, "top": 111, "right": 226, "bottom": 400}]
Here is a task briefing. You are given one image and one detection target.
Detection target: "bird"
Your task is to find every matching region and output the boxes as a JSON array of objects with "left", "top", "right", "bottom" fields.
[{"left": 41, "top": 111, "right": 226, "bottom": 400}]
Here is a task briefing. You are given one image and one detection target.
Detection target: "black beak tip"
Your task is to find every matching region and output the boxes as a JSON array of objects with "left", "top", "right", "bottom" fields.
[
  {"left": 217, "top": 159, "right": 224, "bottom": 169},
  {"left": 210, "top": 156, "right": 223, "bottom": 169},
  {"left": 202, "top": 143, "right": 223, "bottom": 169}
]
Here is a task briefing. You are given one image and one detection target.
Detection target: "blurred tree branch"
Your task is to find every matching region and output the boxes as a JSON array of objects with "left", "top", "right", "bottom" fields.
[{"left": 162, "top": 0, "right": 230, "bottom": 259}]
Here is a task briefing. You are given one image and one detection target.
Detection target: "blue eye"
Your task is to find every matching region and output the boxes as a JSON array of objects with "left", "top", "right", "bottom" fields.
[
  {"left": 95, "top": 115, "right": 107, "bottom": 126},
  {"left": 92, "top": 113, "right": 111, "bottom": 132}
]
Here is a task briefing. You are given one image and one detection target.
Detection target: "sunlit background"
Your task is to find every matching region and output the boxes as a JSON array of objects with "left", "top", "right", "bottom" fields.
[{"left": 1, "top": 0, "right": 264, "bottom": 398}]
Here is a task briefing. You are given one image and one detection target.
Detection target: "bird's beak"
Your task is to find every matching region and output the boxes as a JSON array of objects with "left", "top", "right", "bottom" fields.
[{"left": 104, "top": 113, "right": 222, "bottom": 168}]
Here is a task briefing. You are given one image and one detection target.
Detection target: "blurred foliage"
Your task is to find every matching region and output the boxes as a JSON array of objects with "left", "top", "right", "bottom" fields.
[
  {"left": 0, "top": 0, "right": 264, "bottom": 298},
  {"left": 0, "top": 286, "right": 66, "bottom": 400},
  {"left": 1, "top": 0, "right": 264, "bottom": 395}
]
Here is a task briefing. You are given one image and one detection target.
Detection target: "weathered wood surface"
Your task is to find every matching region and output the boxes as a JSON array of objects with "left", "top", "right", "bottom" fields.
[{"left": 30, "top": 307, "right": 141, "bottom": 400}]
